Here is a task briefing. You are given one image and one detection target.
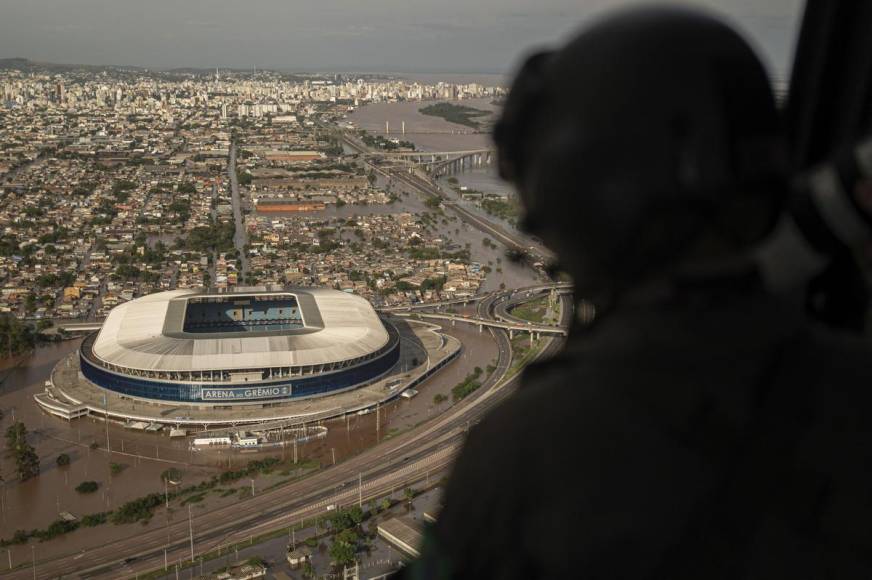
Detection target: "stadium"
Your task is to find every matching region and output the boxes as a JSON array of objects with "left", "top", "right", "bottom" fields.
[{"left": 77, "top": 287, "right": 401, "bottom": 405}]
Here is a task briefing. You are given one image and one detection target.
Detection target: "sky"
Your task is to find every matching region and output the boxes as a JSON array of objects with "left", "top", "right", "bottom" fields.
[{"left": 0, "top": 0, "right": 804, "bottom": 78}]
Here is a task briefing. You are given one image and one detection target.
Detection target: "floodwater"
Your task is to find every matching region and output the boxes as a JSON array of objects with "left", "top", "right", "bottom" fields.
[
  {"left": 0, "top": 339, "right": 224, "bottom": 559},
  {"left": 438, "top": 172, "right": 520, "bottom": 234},
  {"left": 345, "top": 97, "right": 500, "bottom": 152},
  {"left": 344, "top": 96, "right": 545, "bottom": 290},
  {"left": 0, "top": 318, "right": 497, "bottom": 562},
  {"left": 252, "top": 181, "right": 541, "bottom": 293},
  {"left": 447, "top": 168, "right": 511, "bottom": 196},
  {"left": 0, "top": 97, "right": 539, "bottom": 563},
  {"left": 304, "top": 319, "right": 499, "bottom": 462}
]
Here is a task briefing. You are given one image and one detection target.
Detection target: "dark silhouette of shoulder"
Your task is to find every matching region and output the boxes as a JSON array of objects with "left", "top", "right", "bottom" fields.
[{"left": 429, "top": 287, "right": 872, "bottom": 579}]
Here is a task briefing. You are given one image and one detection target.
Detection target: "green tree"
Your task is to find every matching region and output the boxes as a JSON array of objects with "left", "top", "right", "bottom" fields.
[
  {"left": 5, "top": 422, "right": 39, "bottom": 480},
  {"left": 56, "top": 453, "right": 71, "bottom": 467},
  {"left": 327, "top": 505, "right": 364, "bottom": 532},
  {"left": 0, "top": 315, "right": 37, "bottom": 358},
  {"left": 161, "top": 467, "right": 182, "bottom": 483},
  {"left": 81, "top": 512, "right": 109, "bottom": 527},
  {"left": 348, "top": 505, "right": 364, "bottom": 526},
  {"left": 237, "top": 171, "right": 252, "bottom": 186},
  {"left": 178, "top": 181, "right": 197, "bottom": 194},
  {"left": 329, "top": 529, "right": 358, "bottom": 567},
  {"left": 75, "top": 481, "right": 99, "bottom": 494},
  {"left": 112, "top": 179, "right": 136, "bottom": 194}
]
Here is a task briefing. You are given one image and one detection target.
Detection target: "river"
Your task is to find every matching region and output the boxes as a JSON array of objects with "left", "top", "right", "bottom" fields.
[
  {"left": 346, "top": 96, "right": 547, "bottom": 283},
  {"left": 344, "top": 96, "right": 513, "bottom": 200}
]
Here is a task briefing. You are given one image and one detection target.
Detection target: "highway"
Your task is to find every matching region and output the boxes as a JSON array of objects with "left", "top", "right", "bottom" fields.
[
  {"left": 395, "top": 311, "right": 568, "bottom": 336},
  {"left": 362, "top": 148, "right": 494, "bottom": 158},
  {"left": 337, "top": 131, "right": 552, "bottom": 267},
  {"left": 401, "top": 170, "right": 548, "bottom": 264},
  {"left": 57, "top": 282, "right": 572, "bottom": 333},
  {"left": 8, "top": 288, "right": 570, "bottom": 580},
  {"left": 8, "top": 130, "right": 574, "bottom": 579},
  {"left": 493, "top": 287, "right": 571, "bottom": 327}
]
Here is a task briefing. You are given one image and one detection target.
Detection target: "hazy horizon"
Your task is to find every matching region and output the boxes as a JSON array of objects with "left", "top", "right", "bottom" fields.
[{"left": 1, "top": 0, "right": 803, "bottom": 78}]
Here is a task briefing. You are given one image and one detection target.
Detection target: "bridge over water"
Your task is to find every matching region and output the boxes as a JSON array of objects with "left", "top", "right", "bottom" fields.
[
  {"left": 394, "top": 311, "right": 568, "bottom": 339},
  {"left": 365, "top": 148, "right": 496, "bottom": 176}
]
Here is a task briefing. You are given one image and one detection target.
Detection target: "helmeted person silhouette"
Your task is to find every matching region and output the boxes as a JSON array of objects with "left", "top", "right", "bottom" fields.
[{"left": 403, "top": 6, "right": 872, "bottom": 580}]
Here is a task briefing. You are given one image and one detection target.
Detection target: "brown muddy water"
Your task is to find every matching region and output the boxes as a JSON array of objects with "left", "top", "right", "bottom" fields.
[{"left": 0, "top": 321, "right": 495, "bottom": 562}]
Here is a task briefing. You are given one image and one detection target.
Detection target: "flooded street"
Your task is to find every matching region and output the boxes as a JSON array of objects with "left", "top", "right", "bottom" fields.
[
  {"left": 346, "top": 97, "right": 500, "bottom": 152},
  {"left": 0, "top": 96, "right": 536, "bottom": 565},
  {"left": 260, "top": 178, "right": 541, "bottom": 293},
  {"left": 0, "top": 318, "right": 497, "bottom": 562},
  {"left": 0, "top": 340, "right": 222, "bottom": 559},
  {"left": 346, "top": 96, "right": 544, "bottom": 291},
  {"left": 257, "top": 188, "right": 539, "bottom": 292}
]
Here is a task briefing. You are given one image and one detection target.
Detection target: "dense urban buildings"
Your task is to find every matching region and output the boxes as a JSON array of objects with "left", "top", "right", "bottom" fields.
[
  {"left": 1, "top": 61, "right": 566, "bottom": 580},
  {"left": 0, "top": 65, "right": 505, "bottom": 329}
]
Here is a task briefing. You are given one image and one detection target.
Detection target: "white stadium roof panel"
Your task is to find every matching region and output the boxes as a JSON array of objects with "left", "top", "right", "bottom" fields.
[{"left": 92, "top": 287, "right": 389, "bottom": 372}]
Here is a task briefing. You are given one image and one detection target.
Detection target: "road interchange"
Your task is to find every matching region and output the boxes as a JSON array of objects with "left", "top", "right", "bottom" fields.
[
  {"left": 5, "top": 287, "right": 570, "bottom": 579},
  {"left": 5, "top": 127, "right": 575, "bottom": 579}
]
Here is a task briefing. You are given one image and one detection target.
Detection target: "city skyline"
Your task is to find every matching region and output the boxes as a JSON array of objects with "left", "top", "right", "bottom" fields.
[
  {"left": 1, "top": 2, "right": 856, "bottom": 578},
  {"left": 0, "top": 53, "right": 560, "bottom": 579}
]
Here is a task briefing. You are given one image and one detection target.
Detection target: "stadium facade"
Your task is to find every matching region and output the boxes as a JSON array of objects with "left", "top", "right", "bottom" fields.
[{"left": 78, "top": 287, "right": 400, "bottom": 405}]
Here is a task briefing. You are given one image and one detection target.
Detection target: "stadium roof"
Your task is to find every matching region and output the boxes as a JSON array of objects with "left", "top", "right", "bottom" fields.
[{"left": 92, "top": 287, "right": 390, "bottom": 372}]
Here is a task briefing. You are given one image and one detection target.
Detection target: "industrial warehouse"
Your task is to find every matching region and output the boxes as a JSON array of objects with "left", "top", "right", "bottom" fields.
[{"left": 35, "top": 286, "right": 461, "bottom": 432}]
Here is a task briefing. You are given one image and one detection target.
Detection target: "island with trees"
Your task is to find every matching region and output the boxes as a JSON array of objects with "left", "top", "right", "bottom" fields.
[{"left": 419, "top": 102, "right": 491, "bottom": 129}]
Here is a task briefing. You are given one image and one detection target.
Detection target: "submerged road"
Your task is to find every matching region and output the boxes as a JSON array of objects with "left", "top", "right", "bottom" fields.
[
  {"left": 7, "top": 289, "right": 571, "bottom": 580},
  {"left": 338, "top": 130, "right": 552, "bottom": 267},
  {"left": 4, "top": 128, "right": 574, "bottom": 579}
]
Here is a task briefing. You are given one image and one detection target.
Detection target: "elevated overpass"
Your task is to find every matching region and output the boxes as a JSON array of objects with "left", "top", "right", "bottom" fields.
[
  {"left": 366, "top": 149, "right": 494, "bottom": 159},
  {"left": 18, "top": 277, "right": 573, "bottom": 580},
  {"left": 493, "top": 286, "right": 573, "bottom": 327},
  {"left": 339, "top": 129, "right": 553, "bottom": 265},
  {"left": 380, "top": 296, "right": 481, "bottom": 312},
  {"left": 394, "top": 311, "right": 568, "bottom": 339},
  {"left": 54, "top": 283, "right": 574, "bottom": 332},
  {"left": 380, "top": 282, "right": 572, "bottom": 312},
  {"left": 365, "top": 148, "right": 495, "bottom": 177}
]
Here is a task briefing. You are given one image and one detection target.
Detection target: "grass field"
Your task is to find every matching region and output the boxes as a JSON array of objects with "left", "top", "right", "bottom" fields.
[{"left": 510, "top": 295, "right": 549, "bottom": 324}]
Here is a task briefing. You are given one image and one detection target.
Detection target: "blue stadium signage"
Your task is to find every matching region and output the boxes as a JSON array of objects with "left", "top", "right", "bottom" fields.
[{"left": 201, "top": 385, "right": 291, "bottom": 401}]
